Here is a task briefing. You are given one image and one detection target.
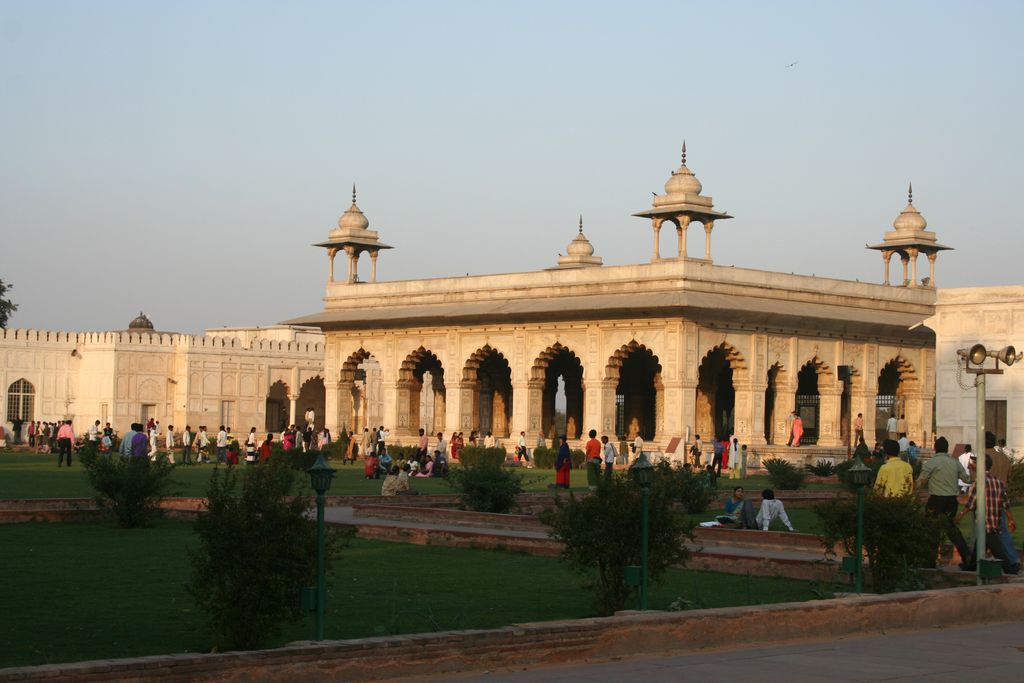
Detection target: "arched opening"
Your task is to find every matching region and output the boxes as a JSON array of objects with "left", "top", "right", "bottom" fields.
[
  {"left": 876, "top": 357, "right": 916, "bottom": 442},
  {"left": 764, "top": 364, "right": 780, "bottom": 443},
  {"left": 6, "top": 378, "right": 35, "bottom": 425},
  {"left": 696, "top": 345, "right": 742, "bottom": 441},
  {"left": 607, "top": 342, "right": 662, "bottom": 441},
  {"left": 297, "top": 376, "right": 325, "bottom": 432},
  {"left": 464, "top": 346, "right": 513, "bottom": 438},
  {"left": 532, "top": 344, "right": 584, "bottom": 440},
  {"left": 398, "top": 347, "right": 446, "bottom": 436},
  {"left": 340, "top": 349, "right": 383, "bottom": 434},
  {"left": 795, "top": 360, "right": 826, "bottom": 445},
  {"left": 265, "top": 380, "right": 289, "bottom": 432}
]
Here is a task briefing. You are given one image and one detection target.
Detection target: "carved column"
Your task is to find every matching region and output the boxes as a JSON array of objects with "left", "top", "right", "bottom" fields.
[
  {"left": 907, "top": 247, "right": 919, "bottom": 288},
  {"left": 370, "top": 250, "right": 379, "bottom": 283},
  {"left": 882, "top": 250, "right": 893, "bottom": 285},
  {"left": 598, "top": 379, "right": 618, "bottom": 439},
  {"left": 927, "top": 252, "right": 937, "bottom": 286},
  {"left": 344, "top": 246, "right": 357, "bottom": 283},
  {"left": 677, "top": 215, "right": 691, "bottom": 258},
  {"left": 457, "top": 381, "right": 476, "bottom": 433},
  {"left": 395, "top": 379, "right": 415, "bottom": 436},
  {"left": 704, "top": 221, "right": 714, "bottom": 261},
  {"left": 523, "top": 379, "right": 544, "bottom": 442},
  {"left": 327, "top": 247, "right": 337, "bottom": 283},
  {"left": 680, "top": 379, "right": 698, "bottom": 441},
  {"left": 652, "top": 218, "right": 662, "bottom": 261},
  {"left": 732, "top": 380, "right": 756, "bottom": 445},
  {"left": 900, "top": 255, "right": 909, "bottom": 286},
  {"left": 772, "top": 381, "right": 795, "bottom": 445},
  {"left": 817, "top": 384, "right": 844, "bottom": 447},
  {"left": 325, "top": 381, "right": 341, "bottom": 437}
]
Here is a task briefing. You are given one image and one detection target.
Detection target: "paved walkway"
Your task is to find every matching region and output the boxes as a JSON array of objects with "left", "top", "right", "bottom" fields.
[{"left": 409, "top": 621, "right": 1024, "bottom": 682}]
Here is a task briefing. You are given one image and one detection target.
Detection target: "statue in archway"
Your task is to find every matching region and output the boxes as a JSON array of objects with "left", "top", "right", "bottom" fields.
[{"left": 305, "top": 407, "right": 315, "bottom": 429}]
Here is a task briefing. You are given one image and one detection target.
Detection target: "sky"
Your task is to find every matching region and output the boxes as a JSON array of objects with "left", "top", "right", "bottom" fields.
[{"left": 1, "top": 1, "right": 1022, "bottom": 334}]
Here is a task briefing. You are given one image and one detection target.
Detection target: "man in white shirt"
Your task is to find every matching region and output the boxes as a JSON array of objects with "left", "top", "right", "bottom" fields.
[
  {"left": 886, "top": 413, "right": 898, "bottom": 440},
  {"left": 88, "top": 420, "right": 100, "bottom": 443},
  {"left": 601, "top": 435, "right": 617, "bottom": 480},
  {"left": 958, "top": 445, "right": 974, "bottom": 493},
  {"left": 483, "top": 432, "right": 496, "bottom": 448},
  {"left": 149, "top": 422, "right": 160, "bottom": 459},
  {"left": 756, "top": 489, "right": 795, "bottom": 532},
  {"left": 632, "top": 434, "right": 645, "bottom": 463},
  {"left": 165, "top": 425, "right": 176, "bottom": 464},
  {"left": 216, "top": 425, "right": 228, "bottom": 464}
]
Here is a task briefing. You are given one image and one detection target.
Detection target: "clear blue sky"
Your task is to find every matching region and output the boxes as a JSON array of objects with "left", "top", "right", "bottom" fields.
[{"left": 2, "top": 1, "right": 1021, "bottom": 333}]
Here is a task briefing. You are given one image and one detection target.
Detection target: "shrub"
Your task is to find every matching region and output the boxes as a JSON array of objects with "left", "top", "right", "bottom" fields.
[
  {"left": 80, "top": 450, "right": 179, "bottom": 528},
  {"left": 531, "top": 446, "right": 586, "bottom": 469},
  {"left": 653, "top": 460, "right": 716, "bottom": 513},
  {"left": 835, "top": 457, "right": 883, "bottom": 490},
  {"left": 540, "top": 474, "right": 694, "bottom": 615},
  {"left": 815, "top": 492, "right": 943, "bottom": 593},
  {"left": 447, "top": 460, "right": 523, "bottom": 513},
  {"left": 188, "top": 458, "right": 345, "bottom": 651},
  {"left": 386, "top": 444, "right": 423, "bottom": 462},
  {"left": 805, "top": 459, "right": 837, "bottom": 477},
  {"left": 270, "top": 446, "right": 326, "bottom": 471},
  {"left": 762, "top": 458, "right": 806, "bottom": 490},
  {"left": 1008, "top": 460, "right": 1024, "bottom": 504},
  {"left": 458, "top": 446, "right": 507, "bottom": 468}
]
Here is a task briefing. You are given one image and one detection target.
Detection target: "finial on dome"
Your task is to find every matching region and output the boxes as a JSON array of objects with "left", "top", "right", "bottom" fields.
[
  {"left": 907, "top": 182, "right": 913, "bottom": 205},
  {"left": 578, "top": 215, "right": 583, "bottom": 234},
  {"left": 352, "top": 184, "right": 357, "bottom": 204},
  {"left": 681, "top": 140, "right": 687, "bottom": 165}
]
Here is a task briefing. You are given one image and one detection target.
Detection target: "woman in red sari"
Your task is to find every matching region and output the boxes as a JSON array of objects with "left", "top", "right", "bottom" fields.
[{"left": 554, "top": 436, "right": 572, "bottom": 489}]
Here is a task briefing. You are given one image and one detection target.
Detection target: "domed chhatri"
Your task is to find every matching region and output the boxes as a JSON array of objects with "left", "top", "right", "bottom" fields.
[
  {"left": 867, "top": 184, "right": 952, "bottom": 288},
  {"left": 633, "top": 142, "right": 732, "bottom": 263},
  {"left": 128, "top": 311, "right": 154, "bottom": 331},
  {"left": 553, "top": 216, "right": 603, "bottom": 269},
  {"left": 315, "top": 184, "right": 392, "bottom": 284}
]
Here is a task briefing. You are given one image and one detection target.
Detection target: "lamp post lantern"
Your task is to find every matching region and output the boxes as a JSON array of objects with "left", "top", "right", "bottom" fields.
[
  {"left": 307, "top": 452, "right": 336, "bottom": 640},
  {"left": 630, "top": 451, "right": 654, "bottom": 610},
  {"left": 847, "top": 456, "right": 872, "bottom": 593},
  {"left": 956, "top": 344, "right": 1020, "bottom": 586}
]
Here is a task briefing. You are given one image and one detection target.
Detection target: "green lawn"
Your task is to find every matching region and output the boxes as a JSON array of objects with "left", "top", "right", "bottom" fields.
[
  {"left": 0, "top": 520, "right": 823, "bottom": 668},
  {"left": 0, "top": 453, "right": 581, "bottom": 499}
]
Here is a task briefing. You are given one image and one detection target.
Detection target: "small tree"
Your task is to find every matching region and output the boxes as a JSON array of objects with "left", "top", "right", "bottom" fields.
[
  {"left": 762, "top": 457, "right": 807, "bottom": 490},
  {"left": 653, "top": 460, "right": 716, "bottom": 513},
  {"left": 0, "top": 278, "right": 17, "bottom": 329},
  {"left": 815, "top": 492, "right": 943, "bottom": 592},
  {"left": 188, "top": 459, "right": 338, "bottom": 651},
  {"left": 540, "top": 474, "right": 694, "bottom": 615},
  {"left": 448, "top": 460, "right": 523, "bottom": 513},
  {"left": 80, "top": 450, "right": 179, "bottom": 528}
]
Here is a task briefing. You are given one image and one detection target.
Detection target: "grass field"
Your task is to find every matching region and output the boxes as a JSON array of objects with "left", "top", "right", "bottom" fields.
[{"left": 0, "top": 520, "right": 825, "bottom": 668}]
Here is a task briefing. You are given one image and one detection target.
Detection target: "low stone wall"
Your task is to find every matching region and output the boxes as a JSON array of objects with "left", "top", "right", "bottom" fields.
[{"left": 3, "top": 584, "right": 1022, "bottom": 682}]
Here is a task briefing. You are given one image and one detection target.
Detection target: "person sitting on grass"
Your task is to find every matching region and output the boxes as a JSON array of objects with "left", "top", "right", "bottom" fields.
[
  {"left": 416, "top": 456, "right": 434, "bottom": 477},
  {"left": 756, "top": 489, "right": 796, "bottom": 532},
  {"left": 717, "top": 486, "right": 757, "bottom": 529},
  {"left": 378, "top": 448, "right": 393, "bottom": 477},
  {"left": 396, "top": 462, "right": 419, "bottom": 496},
  {"left": 381, "top": 465, "right": 401, "bottom": 497}
]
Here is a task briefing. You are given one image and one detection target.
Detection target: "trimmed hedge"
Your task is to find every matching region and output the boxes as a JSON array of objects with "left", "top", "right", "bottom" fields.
[
  {"left": 532, "top": 446, "right": 586, "bottom": 469},
  {"left": 458, "top": 446, "right": 507, "bottom": 468}
]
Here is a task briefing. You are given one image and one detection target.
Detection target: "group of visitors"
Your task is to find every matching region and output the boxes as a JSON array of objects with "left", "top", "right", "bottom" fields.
[{"left": 718, "top": 487, "right": 797, "bottom": 532}]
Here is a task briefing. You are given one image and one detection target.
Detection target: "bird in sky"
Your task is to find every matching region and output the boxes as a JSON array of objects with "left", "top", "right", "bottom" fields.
[{"left": 785, "top": 61, "right": 798, "bottom": 68}]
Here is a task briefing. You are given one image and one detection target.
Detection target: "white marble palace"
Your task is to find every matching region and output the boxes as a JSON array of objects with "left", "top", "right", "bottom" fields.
[{"left": 288, "top": 144, "right": 951, "bottom": 454}]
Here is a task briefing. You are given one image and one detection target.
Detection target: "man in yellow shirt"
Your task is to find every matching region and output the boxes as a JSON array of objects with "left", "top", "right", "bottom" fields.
[{"left": 875, "top": 439, "right": 914, "bottom": 497}]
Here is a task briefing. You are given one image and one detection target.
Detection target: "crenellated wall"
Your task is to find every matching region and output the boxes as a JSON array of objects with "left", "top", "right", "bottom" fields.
[{"left": 0, "top": 326, "right": 325, "bottom": 439}]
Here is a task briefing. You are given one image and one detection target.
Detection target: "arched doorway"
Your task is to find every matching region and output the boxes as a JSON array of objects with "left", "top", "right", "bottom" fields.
[
  {"left": 265, "top": 380, "right": 289, "bottom": 432},
  {"left": 297, "top": 376, "right": 325, "bottom": 431},
  {"left": 464, "top": 346, "right": 513, "bottom": 438},
  {"left": 532, "top": 344, "right": 584, "bottom": 440},
  {"left": 6, "top": 379, "right": 35, "bottom": 435},
  {"left": 794, "top": 359, "right": 828, "bottom": 445},
  {"left": 339, "top": 349, "right": 383, "bottom": 434},
  {"left": 607, "top": 341, "right": 662, "bottom": 441},
  {"left": 398, "top": 347, "right": 446, "bottom": 436},
  {"left": 696, "top": 345, "right": 744, "bottom": 441},
  {"left": 764, "top": 363, "right": 788, "bottom": 444},
  {"left": 876, "top": 357, "right": 916, "bottom": 442}
]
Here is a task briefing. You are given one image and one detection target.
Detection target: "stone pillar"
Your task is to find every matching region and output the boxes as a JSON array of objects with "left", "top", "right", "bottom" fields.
[
  {"left": 395, "top": 379, "right": 414, "bottom": 436},
  {"left": 900, "top": 255, "right": 909, "bottom": 286},
  {"left": 904, "top": 391, "right": 925, "bottom": 445},
  {"left": 907, "top": 247, "right": 919, "bottom": 288},
  {"left": 703, "top": 221, "right": 714, "bottom": 261},
  {"left": 516, "top": 379, "right": 540, "bottom": 442},
  {"left": 849, "top": 391, "right": 873, "bottom": 447},
  {"left": 370, "top": 250, "right": 379, "bottom": 283},
  {"left": 677, "top": 215, "right": 691, "bottom": 258},
  {"left": 732, "top": 381, "right": 757, "bottom": 446},
  {"left": 817, "top": 384, "right": 844, "bottom": 447},
  {"left": 598, "top": 379, "right": 618, "bottom": 438},
  {"left": 746, "top": 377, "right": 769, "bottom": 446},
  {"left": 927, "top": 252, "right": 937, "bottom": 287},
  {"left": 288, "top": 395, "right": 297, "bottom": 427},
  {"left": 652, "top": 219, "right": 662, "bottom": 261},
  {"left": 325, "top": 381, "right": 342, "bottom": 436},
  {"left": 772, "top": 383, "right": 795, "bottom": 445},
  {"left": 680, "top": 379, "right": 698, "bottom": 442},
  {"left": 457, "top": 381, "right": 476, "bottom": 432},
  {"left": 327, "top": 247, "right": 337, "bottom": 283},
  {"left": 344, "top": 246, "right": 356, "bottom": 283},
  {"left": 882, "top": 250, "right": 892, "bottom": 285}
]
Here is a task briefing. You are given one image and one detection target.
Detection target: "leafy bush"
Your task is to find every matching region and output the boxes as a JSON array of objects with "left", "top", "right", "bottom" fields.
[
  {"left": 385, "top": 444, "right": 421, "bottom": 461},
  {"left": 532, "top": 446, "right": 586, "bottom": 469},
  {"left": 458, "top": 446, "right": 507, "bottom": 468},
  {"left": 447, "top": 460, "right": 523, "bottom": 513},
  {"left": 835, "top": 457, "right": 883, "bottom": 490},
  {"left": 815, "top": 492, "right": 943, "bottom": 593},
  {"left": 653, "top": 460, "right": 716, "bottom": 513},
  {"left": 762, "top": 458, "right": 806, "bottom": 490},
  {"left": 80, "top": 450, "right": 179, "bottom": 528},
  {"left": 188, "top": 458, "right": 345, "bottom": 651},
  {"left": 805, "top": 459, "right": 837, "bottom": 477},
  {"left": 1009, "top": 460, "right": 1024, "bottom": 504},
  {"left": 269, "top": 446, "right": 326, "bottom": 471},
  {"left": 540, "top": 473, "right": 694, "bottom": 615}
]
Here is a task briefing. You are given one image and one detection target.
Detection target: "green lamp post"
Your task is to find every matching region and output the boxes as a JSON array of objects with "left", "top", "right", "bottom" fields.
[
  {"left": 630, "top": 451, "right": 654, "bottom": 610},
  {"left": 307, "top": 452, "right": 336, "bottom": 640},
  {"left": 847, "top": 456, "right": 872, "bottom": 594}
]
